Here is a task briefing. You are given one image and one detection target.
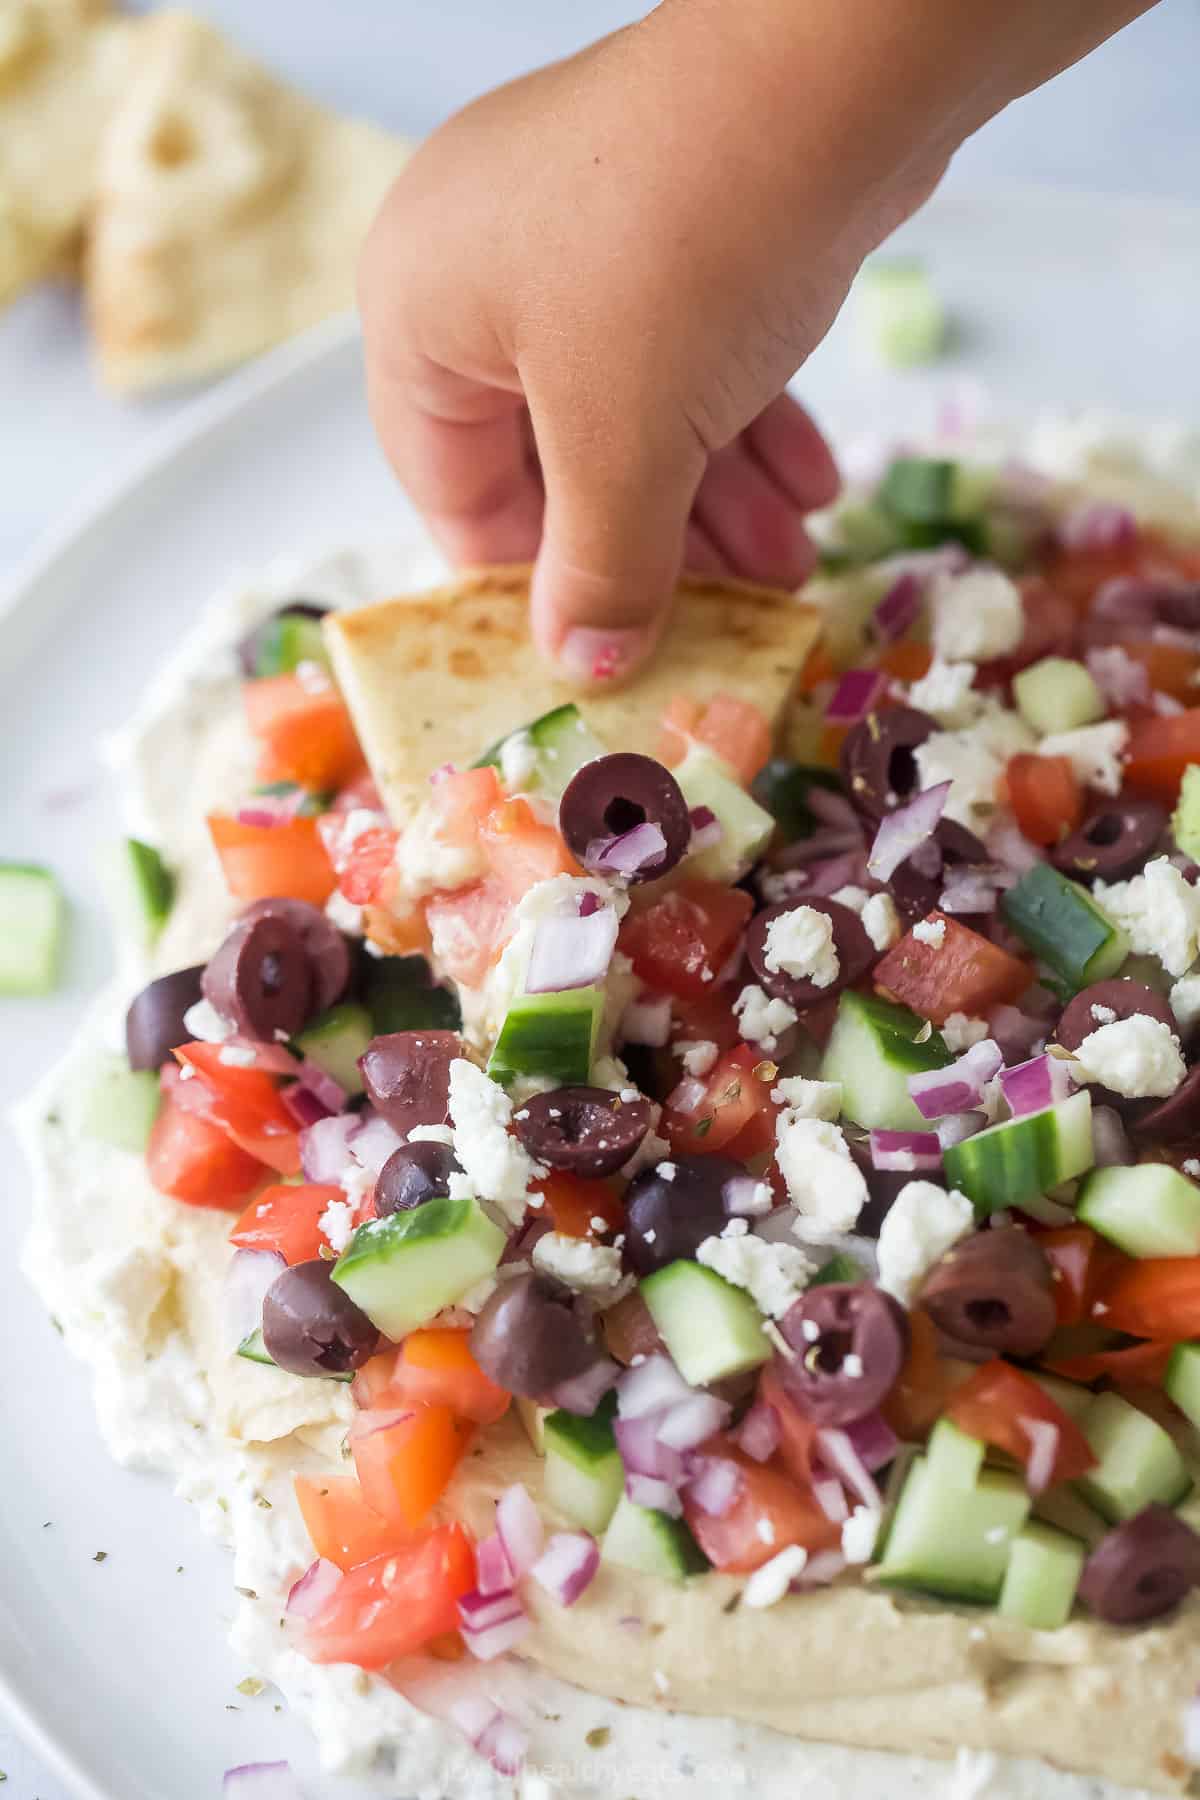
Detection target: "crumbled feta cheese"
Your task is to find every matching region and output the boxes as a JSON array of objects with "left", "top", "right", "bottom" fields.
[
  {"left": 1090, "top": 1003, "right": 1118, "bottom": 1025},
  {"left": 912, "top": 918, "right": 946, "bottom": 948},
  {"left": 775, "top": 1116, "right": 868, "bottom": 1242},
  {"left": 498, "top": 729, "right": 539, "bottom": 792},
  {"left": 657, "top": 1162, "right": 677, "bottom": 1182},
  {"left": 1170, "top": 973, "right": 1200, "bottom": 1036},
  {"left": 591, "top": 1053, "right": 631, "bottom": 1091},
  {"left": 532, "top": 1231, "right": 624, "bottom": 1296},
  {"left": 337, "top": 806, "right": 388, "bottom": 850},
  {"left": 762, "top": 905, "right": 840, "bottom": 990},
  {"left": 742, "top": 1544, "right": 808, "bottom": 1608},
  {"left": 831, "top": 884, "right": 869, "bottom": 912},
  {"left": 1073, "top": 1015, "right": 1185, "bottom": 1099},
  {"left": 407, "top": 1123, "right": 456, "bottom": 1147},
  {"left": 733, "top": 983, "right": 798, "bottom": 1052},
  {"left": 1038, "top": 720, "right": 1129, "bottom": 796},
  {"left": 841, "top": 1505, "right": 881, "bottom": 1565},
  {"left": 674, "top": 1039, "right": 718, "bottom": 1078},
  {"left": 906, "top": 658, "right": 982, "bottom": 728},
  {"left": 1095, "top": 856, "right": 1200, "bottom": 977},
  {"left": 318, "top": 1198, "right": 356, "bottom": 1255},
  {"left": 217, "top": 1044, "right": 256, "bottom": 1067},
  {"left": 295, "top": 658, "right": 333, "bottom": 694},
  {"left": 182, "top": 998, "right": 233, "bottom": 1043},
  {"left": 876, "top": 1180, "right": 974, "bottom": 1305},
  {"left": 696, "top": 1232, "right": 813, "bottom": 1320},
  {"left": 323, "top": 887, "right": 365, "bottom": 936},
  {"left": 720, "top": 1217, "right": 750, "bottom": 1238},
  {"left": 860, "top": 892, "right": 901, "bottom": 952},
  {"left": 929, "top": 567, "right": 1024, "bottom": 663},
  {"left": 769, "top": 1077, "right": 843, "bottom": 1120},
  {"left": 756, "top": 1517, "right": 777, "bottom": 1545},
  {"left": 842, "top": 1353, "right": 864, "bottom": 1378},
  {"left": 941, "top": 1012, "right": 990, "bottom": 1053},
  {"left": 394, "top": 799, "right": 487, "bottom": 901},
  {"left": 448, "top": 1058, "right": 543, "bottom": 1227},
  {"left": 914, "top": 703, "right": 1033, "bottom": 831},
  {"left": 1183, "top": 1158, "right": 1200, "bottom": 1179}
]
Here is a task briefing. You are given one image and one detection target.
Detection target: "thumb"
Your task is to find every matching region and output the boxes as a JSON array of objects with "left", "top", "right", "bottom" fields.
[{"left": 529, "top": 424, "right": 705, "bottom": 686}]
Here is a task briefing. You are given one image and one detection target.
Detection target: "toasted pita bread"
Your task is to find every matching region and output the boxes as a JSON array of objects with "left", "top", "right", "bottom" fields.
[
  {"left": 85, "top": 10, "right": 410, "bottom": 391},
  {"left": 325, "top": 566, "right": 821, "bottom": 822},
  {"left": 0, "top": 0, "right": 131, "bottom": 304}
]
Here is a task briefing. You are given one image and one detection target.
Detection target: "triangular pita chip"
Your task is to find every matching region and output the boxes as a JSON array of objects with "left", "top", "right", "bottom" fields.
[
  {"left": 85, "top": 9, "right": 410, "bottom": 390},
  {"left": 325, "top": 565, "right": 821, "bottom": 822}
]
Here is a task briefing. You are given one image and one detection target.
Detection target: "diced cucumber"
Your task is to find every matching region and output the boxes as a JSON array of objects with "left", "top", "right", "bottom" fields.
[
  {"left": 925, "top": 1418, "right": 987, "bottom": 1488},
  {"left": 1012, "top": 658, "right": 1104, "bottom": 735},
  {"left": 640, "top": 1261, "right": 770, "bottom": 1387},
  {"left": 675, "top": 744, "right": 774, "bottom": 882},
  {"left": 875, "top": 1456, "right": 1031, "bottom": 1603},
  {"left": 474, "top": 703, "right": 607, "bottom": 802},
  {"left": 822, "top": 499, "right": 905, "bottom": 565},
  {"left": 516, "top": 1396, "right": 550, "bottom": 1455},
  {"left": 942, "top": 1091, "right": 1094, "bottom": 1217},
  {"left": 77, "top": 1052, "right": 162, "bottom": 1151},
  {"left": 1030, "top": 1372, "right": 1094, "bottom": 1425},
  {"left": 601, "top": 1493, "right": 707, "bottom": 1583},
  {"left": 1077, "top": 1162, "right": 1200, "bottom": 1258},
  {"left": 997, "top": 1522, "right": 1085, "bottom": 1630},
  {"left": 1176, "top": 1486, "right": 1200, "bottom": 1537},
  {"left": 857, "top": 258, "right": 946, "bottom": 368},
  {"left": 1171, "top": 765, "right": 1200, "bottom": 865},
  {"left": 811, "top": 1250, "right": 865, "bottom": 1288},
  {"left": 820, "top": 990, "right": 952, "bottom": 1131},
  {"left": 251, "top": 780, "right": 332, "bottom": 818},
  {"left": 488, "top": 986, "right": 603, "bottom": 1088},
  {"left": 106, "top": 838, "right": 175, "bottom": 948},
  {"left": 876, "top": 458, "right": 990, "bottom": 551},
  {"left": 249, "top": 609, "right": 330, "bottom": 677},
  {"left": 1076, "top": 1391, "right": 1192, "bottom": 1524},
  {"left": 235, "top": 1325, "right": 353, "bottom": 1381},
  {"left": 293, "top": 1002, "right": 373, "bottom": 1096},
  {"left": 1001, "top": 864, "right": 1128, "bottom": 991},
  {"left": 332, "top": 1197, "right": 505, "bottom": 1339},
  {"left": 544, "top": 1401, "right": 624, "bottom": 1534},
  {"left": 362, "top": 955, "right": 461, "bottom": 1034},
  {"left": 0, "top": 863, "right": 65, "bottom": 994},
  {"left": 750, "top": 760, "right": 844, "bottom": 845},
  {"left": 1165, "top": 1343, "right": 1200, "bottom": 1434}
]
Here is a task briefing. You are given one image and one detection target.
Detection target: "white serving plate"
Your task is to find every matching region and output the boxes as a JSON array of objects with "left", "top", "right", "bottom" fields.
[{"left": 2, "top": 183, "right": 1199, "bottom": 1800}]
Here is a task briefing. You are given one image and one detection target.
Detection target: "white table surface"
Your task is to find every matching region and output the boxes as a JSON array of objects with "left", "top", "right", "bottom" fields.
[{"left": 3, "top": 2, "right": 1199, "bottom": 1796}]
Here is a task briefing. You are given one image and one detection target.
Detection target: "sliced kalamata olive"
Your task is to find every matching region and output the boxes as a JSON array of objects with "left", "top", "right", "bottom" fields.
[
  {"left": 775, "top": 1283, "right": 910, "bottom": 1425},
  {"left": 469, "top": 1272, "right": 600, "bottom": 1396},
  {"left": 559, "top": 753, "right": 691, "bottom": 882},
  {"left": 624, "top": 1154, "right": 744, "bottom": 1275},
  {"left": 889, "top": 820, "right": 990, "bottom": 926},
  {"left": 236, "top": 601, "right": 329, "bottom": 678},
  {"left": 601, "top": 1288, "right": 665, "bottom": 1365},
  {"left": 918, "top": 1227, "right": 1057, "bottom": 1360},
  {"left": 845, "top": 1133, "right": 912, "bottom": 1237},
  {"left": 375, "top": 1140, "right": 460, "bottom": 1216},
  {"left": 1131, "top": 1063, "right": 1200, "bottom": 1144},
  {"left": 239, "top": 897, "right": 352, "bottom": 1012},
  {"left": 261, "top": 1259, "right": 379, "bottom": 1377},
  {"left": 745, "top": 897, "right": 875, "bottom": 1008},
  {"left": 512, "top": 1085, "right": 651, "bottom": 1179},
  {"left": 1055, "top": 978, "right": 1175, "bottom": 1117},
  {"left": 202, "top": 914, "right": 313, "bottom": 1040},
  {"left": 358, "top": 1029, "right": 459, "bottom": 1135},
  {"left": 1078, "top": 1504, "right": 1200, "bottom": 1624},
  {"left": 125, "top": 964, "right": 205, "bottom": 1071},
  {"left": 1051, "top": 800, "right": 1167, "bottom": 883},
  {"left": 839, "top": 706, "right": 936, "bottom": 823},
  {"left": 1155, "top": 582, "right": 1200, "bottom": 631}
]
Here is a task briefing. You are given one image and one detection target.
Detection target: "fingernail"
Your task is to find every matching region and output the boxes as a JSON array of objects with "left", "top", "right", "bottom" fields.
[{"left": 557, "top": 625, "right": 655, "bottom": 685}]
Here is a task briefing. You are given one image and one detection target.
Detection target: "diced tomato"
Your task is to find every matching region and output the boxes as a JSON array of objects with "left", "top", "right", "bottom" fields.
[
  {"left": 1006, "top": 753, "right": 1083, "bottom": 848},
  {"left": 876, "top": 640, "right": 933, "bottom": 684},
  {"left": 657, "top": 695, "right": 702, "bottom": 766},
  {"left": 670, "top": 990, "right": 742, "bottom": 1054},
  {"left": 881, "top": 1307, "right": 975, "bottom": 1441},
  {"left": 425, "top": 877, "right": 513, "bottom": 987},
  {"left": 620, "top": 880, "right": 753, "bottom": 1000},
  {"left": 332, "top": 771, "right": 385, "bottom": 814},
  {"left": 797, "top": 641, "right": 836, "bottom": 696},
  {"left": 173, "top": 1042, "right": 302, "bottom": 1176},
  {"left": 244, "top": 674, "right": 365, "bottom": 793},
  {"left": 757, "top": 1362, "right": 819, "bottom": 1486},
  {"left": 601, "top": 1289, "right": 664, "bottom": 1365},
  {"left": 302, "top": 1524, "right": 476, "bottom": 1669},
  {"left": 328, "top": 824, "right": 399, "bottom": 906},
  {"left": 208, "top": 814, "right": 336, "bottom": 907},
  {"left": 1091, "top": 1256, "right": 1200, "bottom": 1340},
  {"left": 145, "top": 1095, "right": 265, "bottom": 1207},
  {"left": 682, "top": 1441, "right": 841, "bottom": 1573},
  {"left": 382, "top": 1330, "right": 511, "bottom": 1425},
  {"left": 361, "top": 902, "right": 432, "bottom": 958},
  {"left": 1118, "top": 640, "right": 1200, "bottom": 704},
  {"left": 657, "top": 694, "right": 771, "bottom": 784},
  {"left": 873, "top": 911, "right": 1031, "bottom": 1027},
  {"left": 1044, "top": 1339, "right": 1175, "bottom": 1389},
  {"left": 1123, "top": 709, "right": 1200, "bottom": 800},
  {"left": 1036, "top": 1224, "right": 1106, "bottom": 1327},
  {"left": 229, "top": 1182, "right": 344, "bottom": 1265},
  {"left": 1040, "top": 544, "right": 1147, "bottom": 615},
  {"left": 945, "top": 1360, "right": 1096, "bottom": 1488},
  {"left": 480, "top": 797, "right": 579, "bottom": 903},
  {"left": 350, "top": 1405, "right": 469, "bottom": 1530},
  {"left": 294, "top": 1473, "right": 412, "bottom": 1571},
  {"left": 662, "top": 1042, "right": 777, "bottom": 1156},
  {"left": 429, "top": 764, "right": 503, "bottom": 835},
  {"left": 534, "top": 1169, "right": 624, "bottom": 1238}
]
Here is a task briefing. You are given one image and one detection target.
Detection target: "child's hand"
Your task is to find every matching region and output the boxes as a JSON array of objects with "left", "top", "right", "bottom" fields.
[{"left": 360, "top": 0, "right": 1150, "bottom": 681}]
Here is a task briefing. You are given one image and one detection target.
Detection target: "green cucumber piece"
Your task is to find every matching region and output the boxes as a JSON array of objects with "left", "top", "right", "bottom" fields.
[
  {"left": 488, "top": 986, "right": 603, "bottom": 1087},
  {"left": 363, "top": 955, "right": 461, "bottom": 1034},
  {"left": 875, "top": 1456, "right": 1031, "bottom": 1603},
  {"left": 0, "top": 862, "right": 65, "bottom": 994},
  {"left": 750, "top": 760, "right": 844, "bottom": 845},
  {"left": 78, "top": 1053, "right": 162, "bottom": 1152},
  {"left": 857, "top": 258, "right": 946, "bottom": 368},
  {"left": 997, "top": 1522, "right": 1085, "bottom": 1630},
  {"left": 293, "top": 1002, "right": 373, "bottom": 1096},
  {"left": 811, "top": 1250, "right": 865, "bottom": 1288},
  {"left": 925, "top": 1418, "right": 987, "bottom": 1488},
  {"left": 332, "top": 1197, "right": 505, "bottom": 1339},
  {"left": 1076, "top": 1391, "right": 1192, "bottom": 1524},
  {"left": 822, "top": 500, "right": 905, "bottom": 565},
  {"left": 474, "top": 703, "right": 607, "bottom": 801},
  {"left": 601, "top": 1493, "right": 707, "bottom": 1583},
  {"left": 236, "top": 1325, "right": 353, "bottom": 1381},
  {"left": 544, "top": 1400, "right": 624, "bottom": 1534},
  {"left": 250, "top": 610, "right": 330, "bottom": 677},
  {"left": 942, "top": 1091, "right": 1094, "bottom": 1217},
  {"left": 876, "top": 458, "right": 990, "bottom": 552},
  {"left": 251, "top": 780, "right": 333, "bottom": 819},
  {"left": 1164, "top": 1343, "right": 1200, "bottom": 1434},
  {"left": 107, "top": 838, "right": 175, "bottom": 947},
  {"left": 1012, "top": 658, "right": 1105, "bottom": 735},
  {"left": 675, "top": 744, "right": 775, "bottom": 882},
  {"left": 640, "top": 1261, "right": 770, "bottom": 1387},
  {"left": 1001, "top": 863, "right": 1128, "bottom": 991},
  {"left": 1077, "top": 1163, "right": 1200, "bottom": 1258},
  {"left": 1171, "top": 765, "right": 1200, "bottom": 865},
  {"left": 1030, "top": 1373, "right": 1095, "bottom": 1424},
  {"left": 819, "top": 990, "right": 952, "bottom": 1131}
]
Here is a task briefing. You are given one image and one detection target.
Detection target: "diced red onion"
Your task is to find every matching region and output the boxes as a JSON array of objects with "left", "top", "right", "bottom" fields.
[
  {"left": 222, "top": 1765, "right": 304, "bottom": 1799},
  {"left": 614, "top": 1412, "right": 685, "bottom": 1485},
  {"left": 872, "top": 572, "right": 922, "bottom": 644},
  {"left": 495, "top": 1483, "right": 544, "bottom": 1578},
  {"left": 285, "top": 1557, "right": 341, "bottom": 1623},
  {"left": 867, "top": 782, "right": 950, "bottom": 882},
  {"left": 1086, "top": 645, "right": 1151, "bottom": 710},
  {"left": 813, "top": 1476, "right": 850, "bottom": 1523},
  {"left": 987, "top": 1003, "right": 1047, "bottom": 1065},
  {"left": 531, "top": 1531, "right": 600, "bottom": 1605},
  {"left": 998, "top": 1051, "right": 1077, "bottom": 1119},
  {"left": 909, "top": 1038, "right": 1003, "bottom": 1120},
  {"left": 526, "top": 904, "right": 618, "bottom": 995},
  {"left": 1092, "top": 1104, "right": 1135, "bottom": 1168},
  {"left": 723, "top": 1174, "right": 773, "bottom": 1217},
  {"left": 1153, "top": 690, "right": 1186, "bottom": 716},
  {"left": 1152, "top": 623, "right": 1200, "bottom": 653},
  {"left": 984, "top": 815, "right": 1042, "bottom": 877},
  {"left": 475, "top": 1533, "right": 515, "bottom": 1597},
  {"left": 682, "top": 1454, "right": 743, "bottom": 1517},
  {"left": 282, "top": 1081, "right": 333, "bottom": 1128},
  {"left": 825, "top": 668, "right": 888, "bottom": 725},
  {"left": 588, "top": 821, "right": 669, "bottom": 876},
  {"left": 938, "top": 871, "right": 1001, "bottom": 915},
  {"left": 793, "top": 1549, "right": 849, "bottom": 1589},
  {"left": 458, "top": 1587, "right": 526, "bottom": 1635},
  {"left": 869, "top": 1129, "right": 942, "bottom": 1173},
  {"left": 617, "top": 1353, "right": 695, "bottom": 1419},
  {"left": 476, "top": 1710, "right": 529, "bottom": 1776},
  {"left": 1183, "top": 1689, "right": 1200, "bottom": 1766},
  {"left": 1019, "top": 1417, "right": 1060, "bottom": 1495},
  {"left": 299, "top": 1112, "right": 360, "bottom": 1182},
  {"left": 460, "top": 1610, "right": 533, "bottom": 1663},
  {"left": 624, "top": 1472, "right": 683, "bottom": 1516},
  {"left": 298, "top": 1059, "right": 348, "bottom": 1114},
  {"left": 656, "top": 1391, "right": 732, "bottom": 1451},
  {"left": 621, "top": 994, "right": 673, "bottom": 1048},
  {"left": 771, "top": 849, "right": 872, "bottom": 900},
  {"left": 1057, "top": 501, "right": 1137, "bottom": 554},
  {"left": 689, "top": 806, "right": 724, "bottom": 852},
  {"left": 348, "top": 1111, "right": 405, "bottom": 1175},
  {"left": 224, "top": 1248, "right": 285, "bottom": 1352},
  {"left": 549, "top": 1356, "right": 620, "bottom": 1417},
  {"left": 235, "top": 807, "right": 288, "bottom": 830},
  {"left": 882, "top": 543, "right": 972, "bottom": 582},
  {"left": 843, "top": 1410, "right": 901, "bottom": 1473},
  {"left": 735, "top": 1401, "right": 781, "bottom": 1463},
  {"left": 936, "top": 1110, "right": 986, "bottom": 1151},
  {"left": 815, "top": 1427, "right": 882, "bottom": 1512}
]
